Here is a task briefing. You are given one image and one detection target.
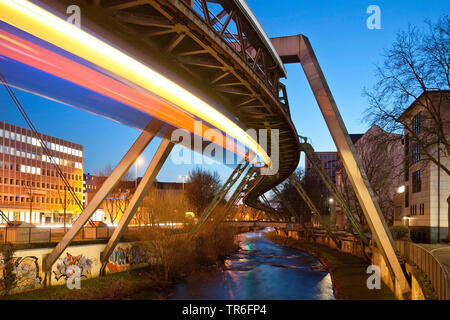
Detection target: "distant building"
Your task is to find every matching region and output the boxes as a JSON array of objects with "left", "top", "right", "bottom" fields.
[
  {"left": 305, "top": 151, "right": 338, "bottom": 183},
  {"left": 335, "top": 125, "right": 403, "bottom": 230},
  {"left": 83, "top": 174, "right": 185, "bottom": 224},
  {"left": 397, "top": 91, "right": 449, "bottom": 243},
  {"left": 0, "top": 121, "right": 84, "bottom": 225}
]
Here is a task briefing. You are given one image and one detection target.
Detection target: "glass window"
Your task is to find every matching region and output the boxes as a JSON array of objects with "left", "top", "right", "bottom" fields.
[
  {"left": 412, "top": 112, "right": 422, "bottom": 135},
  {"left": 412, "top": 170, "right": 422, "bottom": 193},
  {"left": 412, "top": 144, "right": 421, "bottom": 163}
]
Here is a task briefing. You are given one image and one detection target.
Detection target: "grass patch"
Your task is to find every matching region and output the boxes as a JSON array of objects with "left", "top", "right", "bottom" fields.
[
  {"left": 266, "top": 231, "right": 397, "bottom": 300},
  {"left": 0, "top": 266, "right": 171, "bottom": 300}
]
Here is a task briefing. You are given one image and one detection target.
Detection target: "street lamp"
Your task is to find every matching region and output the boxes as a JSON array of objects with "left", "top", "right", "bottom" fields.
[
  {"left": 178, "top": 175, "right": 189, "bottom": 190},
  {"left": 135, "top": 156, "right": 144, "bottom": 188}
]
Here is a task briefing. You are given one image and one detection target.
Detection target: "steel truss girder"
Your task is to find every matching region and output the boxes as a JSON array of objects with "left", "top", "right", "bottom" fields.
[
  {"left": 271, "top": 34, "right": 410, "bottom": 295},
  {"left": 300, "top": 141, "right": 369, "bottom": 246},
  {"left": 289, "top": 175, "right": 341, "bottom": 248},
  {"left": 193, "top": 160, "right": 249, "bottom": 233},
  {"left": 100, "top": 129, "right": 175, "bottom": 270},
  {"left": 225, "top": 166, "right": 258, "bottom": 211},
  {"left": 43, "top": 120, "right": 163, "bottom": 273}
]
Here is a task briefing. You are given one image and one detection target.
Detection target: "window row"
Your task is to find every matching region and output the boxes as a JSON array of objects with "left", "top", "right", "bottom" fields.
[
  {"left": 1, "top": 195, "right": 78, "bottom": 205},
  {"left": 0, "top": 128, "right": 82, "bottom": 157},
  {"left": 410, "top": 203, "right": 425, "bottom": 216},
  {"left": 0, "top": 161, "right": 82, "bottom": 180},
  {"left": 0, "top": 178, "right": 82, "bottom": 192},
  {"left": 0, "top": 145, "right": 83, "bottom": 169}
]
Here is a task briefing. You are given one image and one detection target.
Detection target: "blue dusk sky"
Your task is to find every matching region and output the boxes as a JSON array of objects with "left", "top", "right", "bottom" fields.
[{"left": 0, "top": 0, "right": 448, "bottom": 184}]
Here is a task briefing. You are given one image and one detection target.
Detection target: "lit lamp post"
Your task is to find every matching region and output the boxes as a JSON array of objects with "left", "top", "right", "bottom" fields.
[
  {"left": 178, "top": 175, "right": 189, "bottom": 191},
  {"left": 329, "top": 197, "right": 336, "bottom": 229},
  {"left": 135, "top": 156, "right": 144, "bottom": 188}
]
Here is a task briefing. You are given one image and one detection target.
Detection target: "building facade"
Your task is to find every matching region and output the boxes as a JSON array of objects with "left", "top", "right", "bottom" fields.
[
  {"left": 335, "top": 126, "right": 403, "bottom": 230},
  {"left": 305, "top": 151, "right": 338, "bottom": 183},
  {"left": 398, "top": 91, "right": 449, "bottom": 243},
  {"left": 0, "top": 121, "right": 84, "bottom": 225}
]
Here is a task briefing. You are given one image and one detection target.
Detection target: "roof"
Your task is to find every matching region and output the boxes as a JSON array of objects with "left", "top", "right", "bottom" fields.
[
  {"left": 349, "top": 134, "right": 364, "bottom": 144},
  {"left": 399, "top": 90, "right": 450, "bottom": 121}
]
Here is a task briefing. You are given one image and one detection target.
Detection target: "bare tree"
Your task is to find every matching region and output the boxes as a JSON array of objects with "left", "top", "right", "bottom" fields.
[
  {"left": 364, "top": 16, "right": 450, "bottom": 239},
  {"left": 336, "top": 126, "right": 404, "bottom": 226},
  {"left": 92, "top": 165, "right": 134, "bottom": 224},
  {"left": 185, "top": 167, "right": 221, "bottom": 216},
  {"left": 364, "top": 16, "right": 449, "bottom": 172}
]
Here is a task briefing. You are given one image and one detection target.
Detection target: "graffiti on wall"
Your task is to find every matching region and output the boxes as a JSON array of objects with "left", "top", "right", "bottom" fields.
[
  {"left": 107, "top": 245, "right": 147, "bottom": 273},
  {"left": 53, "top": 252, "right": 93, "bottom": 280},
  {"left": 0, "top": 255, "right": 42, "bottom": 291}
]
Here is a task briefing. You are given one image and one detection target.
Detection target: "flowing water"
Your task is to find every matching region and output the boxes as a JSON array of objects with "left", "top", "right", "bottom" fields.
[{"left": 168, "top": 228, "right": 335, "bottom": 300}]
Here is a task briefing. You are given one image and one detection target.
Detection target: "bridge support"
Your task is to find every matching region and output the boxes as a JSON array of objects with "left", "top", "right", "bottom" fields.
[
  {"left": 100, "top": 129, "right": 174, "bottom": 273},
  {"left": 225, "top": 167, "right": 258, "bottom": 211},
  {"left": 192, "top": 160, "right": 249, "bottom": 233},
  {"left": 289, "top": 176, "right": 340, "bottom": 248},
  {"left": 271, "top": 34, "right": 410, "bottom": 295},
  {"left": 272, "top": 186, "right": 311, "bottom": 236},
  {"left": 300, "top": 141, "right": 369, "bottom": 246},
  {"left": 42, "top": 120, "right": 164, "bottom": 273}
]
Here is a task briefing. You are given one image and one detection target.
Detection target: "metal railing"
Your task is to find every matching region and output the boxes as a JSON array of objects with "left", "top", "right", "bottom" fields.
[
  {"left": 192, "top": 0, "right": 268, "bottom": 84},
  {"left": 0, "top": 226, "right": 114, "bottom": 245},
  {"left": 395, "top": 240, "right": 450, "bottom": 300}
]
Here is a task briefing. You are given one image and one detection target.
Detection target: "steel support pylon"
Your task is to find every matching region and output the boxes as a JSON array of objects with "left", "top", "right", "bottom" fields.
[
  {"left": 300, "top": 140, "right": 369, "bottom": 245},
  {"left": 100, "top": 129, "right": 174, "bottom": 272},
  {"left": 192, "top": 160, "right": 249, "bottom": 234},
  {"left": 272, "top": 186, "right": 311, "bottom": 236},
  {"left": 43, "top": 120, "right": 163, "bottom": 273},
  {"left": 289, "top": 175, "right": 340, "bottom": 248},
  {"left": 271, "top": 34, "right": 410, "bottom": 295}
]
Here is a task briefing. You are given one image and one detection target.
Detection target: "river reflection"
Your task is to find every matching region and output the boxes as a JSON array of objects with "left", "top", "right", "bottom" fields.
[{"left": 169, "top": 228, "right": 335, "bottom": 300}]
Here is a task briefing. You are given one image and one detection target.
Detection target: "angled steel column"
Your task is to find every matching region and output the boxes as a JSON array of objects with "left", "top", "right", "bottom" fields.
[
  {"left": 226, "top": 166, "right": 257, "bottom": 210},
  {"left": 193, "top": 160, "right": 249, "bottom": 233},
  {"left": 260, "top": 194, "right": 286, "bottom": 221},
  {"left": 271, "top": 35, "right": 410, "bottom": 294},
  {"left": 272, "top": 186, "right": 310, "bottom": 235},
  {"left": 100, "top": 128, "right": 174, "bottom": 270},
  {"left": 43, "top": 120, "right": 163, "bottom": 272},
  {"left": 289, "top": 175, "right": 340, "bottom": 248},
  {"left": 300, "top": 141, "right": 369, "bottom": 245}
]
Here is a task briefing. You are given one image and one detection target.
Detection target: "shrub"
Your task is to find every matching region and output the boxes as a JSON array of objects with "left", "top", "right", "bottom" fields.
[
  {"left": 389, "top": 225, "right": 410, "bottom": 240},
  {"left": 0, "top": 243, "right": 17, "bottom": 295}
]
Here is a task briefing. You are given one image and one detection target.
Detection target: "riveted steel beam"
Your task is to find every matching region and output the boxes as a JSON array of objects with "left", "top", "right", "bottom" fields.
[
  {"left": 271, "top": 34, "right": 410, "bottom": 295},
  {"left": 100, "top": 128, "right": 174, "bottom": 271},
  {"left": 43, "top": 120, "right": 163, "bottom": 273}
]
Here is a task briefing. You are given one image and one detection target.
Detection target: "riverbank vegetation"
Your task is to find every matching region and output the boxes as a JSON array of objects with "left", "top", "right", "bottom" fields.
[
  {"left": 266, "top": 230, "right": 397, "bottom": 300},
  {"left": 3, "top": 210, "right": 239, "bottom": 300}
]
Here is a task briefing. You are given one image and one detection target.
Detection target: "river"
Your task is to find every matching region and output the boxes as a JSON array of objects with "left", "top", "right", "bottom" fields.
[{"left": 168, "top": 228, "right": 335, "bottom": 300}]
